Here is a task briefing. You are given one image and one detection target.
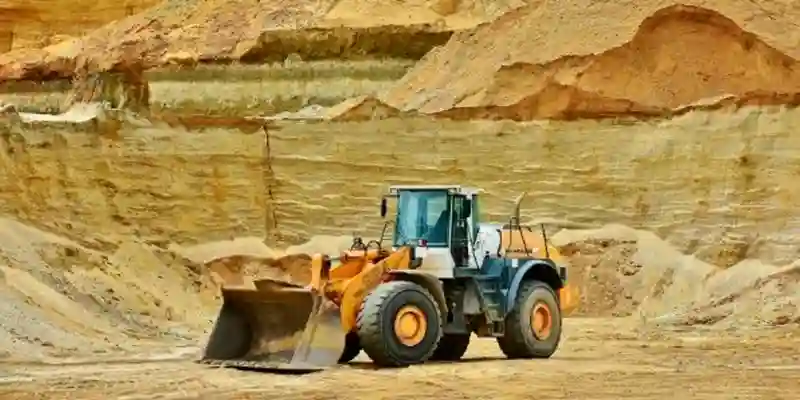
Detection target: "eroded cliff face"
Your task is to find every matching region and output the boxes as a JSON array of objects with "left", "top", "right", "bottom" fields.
[
  {"left": 383, "top": 1, "right": 800, "bottom": 119},
  {"left": 268, "top": 109, "right": 800, "bottom": 268},
  {"left": 0, "top": 119, "right": 267, "bottom": 245},
  {"left": 1, "top": 107, "right": 799, "bottom": 267},
  {"left": 0, "top": 0, "right": 532, "bottom": 81},
  {"left": 0, "top": 0, "right": 160, "bottom": 50}
]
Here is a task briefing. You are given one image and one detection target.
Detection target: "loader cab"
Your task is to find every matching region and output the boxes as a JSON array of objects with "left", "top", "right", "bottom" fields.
[{"left": 382, "top": 185, "right": 482, "bottom": 274}]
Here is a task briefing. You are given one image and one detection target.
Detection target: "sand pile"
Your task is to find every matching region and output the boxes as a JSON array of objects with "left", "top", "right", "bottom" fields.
[
  {"left": 0, "top": 0, "right": 532, "bottom": 81},
  {"left": 262, "top": 95, "right": 407, "bottom": 121},
  {"left": 175, "top": 234, "right": 355, "bottom": 288},
  {"left": 0, "top": 216, "right": 353, "bottom": 362},
  {"left": 3, "top": 209, "right": 795, "bottom": 362},
  {"left": 383, "top": 1, "right": 800, "bottom": 120},
  {"left": 0, "top": 217, "right": 220, "bottom": 361},
  {"left": 555, "top": 224, "right": 800, "bottom": 327},
  {"left": 172, "top": 235, "right": 350, "bottom": 289}
]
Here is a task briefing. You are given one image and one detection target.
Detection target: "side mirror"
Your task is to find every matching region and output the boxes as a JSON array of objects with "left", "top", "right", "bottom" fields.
[
  {"left": 463, "top": 199, "right": 472, "bottom": 218},
  {"left": 380, "top": 198, "right": 387, "bottom": 218}
]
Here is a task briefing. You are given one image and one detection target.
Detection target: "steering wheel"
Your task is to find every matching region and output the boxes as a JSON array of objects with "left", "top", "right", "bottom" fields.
[
  {"left": 350, "top": 237, "right": 367, "bottom": 251},
  {"left": 365, "top": 240, "right": 383, "bottom": 250},
  {"left": 350, "top": 236, "right": 384, "bottom": 252}
]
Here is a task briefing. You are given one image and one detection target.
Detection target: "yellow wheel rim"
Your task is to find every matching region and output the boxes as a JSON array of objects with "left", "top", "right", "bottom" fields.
[
  {"left": 394, "top": 305, "right": 428, "bottom": 346},
  {"left": 531, "top": 302, "right": 553, "bottom": 340}
]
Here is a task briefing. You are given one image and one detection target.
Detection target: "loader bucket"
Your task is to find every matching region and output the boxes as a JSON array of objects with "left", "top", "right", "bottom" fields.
[
  {"left": 559, "top": 284, "right": 580, "bottom": 316},
  {"left": 199, "top": 280, "right": 346, "bottom": 373}
]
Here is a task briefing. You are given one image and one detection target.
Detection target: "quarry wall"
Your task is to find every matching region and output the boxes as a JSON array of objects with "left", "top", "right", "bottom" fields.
[{"left": 1, "top": 106, "right": 798, "bottom": 266}]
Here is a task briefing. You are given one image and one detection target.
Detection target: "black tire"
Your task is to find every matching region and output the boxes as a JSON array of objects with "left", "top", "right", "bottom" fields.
[
  {"left": 338, "top": 332, "right": 361, "bottom": 364},
  {"left": 430, "top": 333, "right": 470, "bottom": 361},
  {"left": 497, "top": 280, "right": 562, "bottom": 359},
  {"left": 356, "top": 281, "right": 442, "bottom": 367}
]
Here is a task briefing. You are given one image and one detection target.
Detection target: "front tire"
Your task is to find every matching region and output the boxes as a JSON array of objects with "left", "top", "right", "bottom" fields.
[
  {"left": 497, "top": 280, "right": 562, "bottom": 359},
  {"left": 357, "top": 281, "right": 442, "bottom": 367}
]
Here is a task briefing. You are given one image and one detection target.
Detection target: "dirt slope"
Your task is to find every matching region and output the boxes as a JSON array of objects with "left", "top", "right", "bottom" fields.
[
  {"left": 0, "top": 217, "right": 216, "bottom": 361},
  {"left": 556, "top": 224, "right": 800, "bottom": 327},
  {"left": 383, "top": 1, "right": 800, "bottom": 119},
  {"left": 3, "top": 212, "right": 796, "bottom": 362},
  {"left": 0, "top": 0, "right": 533, "bottom": 81},
  {"left": 0, "top": 216, "right": 355, "bottom": 362}
]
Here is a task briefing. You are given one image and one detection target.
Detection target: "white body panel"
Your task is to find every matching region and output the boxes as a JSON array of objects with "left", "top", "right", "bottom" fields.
[
  {"left": 468, "top": 225, "right": 502, "bottom": 269},
  {"left": 394, "top": 224, "right": 505, "bottom": 277},
  {"left": 414, "top": 247, "right": 456, "bottom": 278}
]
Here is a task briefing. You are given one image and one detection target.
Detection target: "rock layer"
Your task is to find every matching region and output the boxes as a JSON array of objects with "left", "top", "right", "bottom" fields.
[
  {"left": 265, "top": 110, "right": 800, "bottom": 268},
  {"left": 62, "top": 61, "right": 150, "bottom": 114},
  {"left": 384, "top": 1, "right": 800, "bottom": 119},
  {"left": 0, "top": 0, "right": 530, "bottom": 81},
  {"left": 1, "top": 107, "right": 800, "bottom": 266},
  {"left": 0, "top": 0, "right": 160, "bottom": 50}
]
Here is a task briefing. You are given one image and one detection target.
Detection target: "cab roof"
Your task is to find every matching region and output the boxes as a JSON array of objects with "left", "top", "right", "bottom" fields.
[{"left": 387, "top": 185, "right": 483, "bottom": 196}]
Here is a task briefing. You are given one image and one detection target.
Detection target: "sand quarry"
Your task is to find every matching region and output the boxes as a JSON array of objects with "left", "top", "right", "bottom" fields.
[{"left": 1, "top": 0, "right": 800, "bottom": 399}]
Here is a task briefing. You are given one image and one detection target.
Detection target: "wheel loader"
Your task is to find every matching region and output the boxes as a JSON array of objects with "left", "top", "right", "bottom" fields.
[{"left": 199, "top": 185, "right": 576, "bottom": 372}]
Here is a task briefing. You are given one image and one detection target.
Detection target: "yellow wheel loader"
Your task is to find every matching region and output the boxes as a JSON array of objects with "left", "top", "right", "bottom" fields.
[{"left": 199, "top": 185, "right": 578, "bottom": 372}]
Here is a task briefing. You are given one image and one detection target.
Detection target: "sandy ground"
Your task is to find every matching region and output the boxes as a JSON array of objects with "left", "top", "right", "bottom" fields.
[
  {"left": 1, "top": 318, "right": 798, "bottom": 400},
  {"left": 0, "top": 214, "right": 796, "bottom": 399}
]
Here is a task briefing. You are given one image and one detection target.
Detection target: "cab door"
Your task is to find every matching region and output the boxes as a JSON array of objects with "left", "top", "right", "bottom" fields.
[{"left": 449, "top": 195, "right": 470, "bottom": 267}]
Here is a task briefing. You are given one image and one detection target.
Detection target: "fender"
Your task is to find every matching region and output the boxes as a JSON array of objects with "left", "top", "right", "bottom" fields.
[
  {"left": 505, "top": 259, "right": 564, "bottom": 312},
  {"left": 388, "top": 270, "right": 449, "bottom": 321},
  {"left": 338, "top": 247, "right": 413, "bottom": 332}
]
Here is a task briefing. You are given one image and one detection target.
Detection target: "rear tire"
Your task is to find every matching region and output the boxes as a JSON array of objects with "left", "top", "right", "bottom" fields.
[
  {"left": 430, "top": 333, "right": 470, "bottom": 361},
  {"left": 497, "top": 280, "right": 562, "bottom": 359},
  {"left": 338, "top": 332, "right": 361, "bottom": 364},
  {"left": 357, "top": 281, "right": 442, "bottom": 367}
]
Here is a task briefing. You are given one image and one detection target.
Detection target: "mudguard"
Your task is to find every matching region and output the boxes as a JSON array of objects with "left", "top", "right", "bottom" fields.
[
  {"left": 505, "top": 259, "right": 565, "bottom": 313},
  {"left": 388, "top": 269, "right": 448, "bottom": 319}
]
